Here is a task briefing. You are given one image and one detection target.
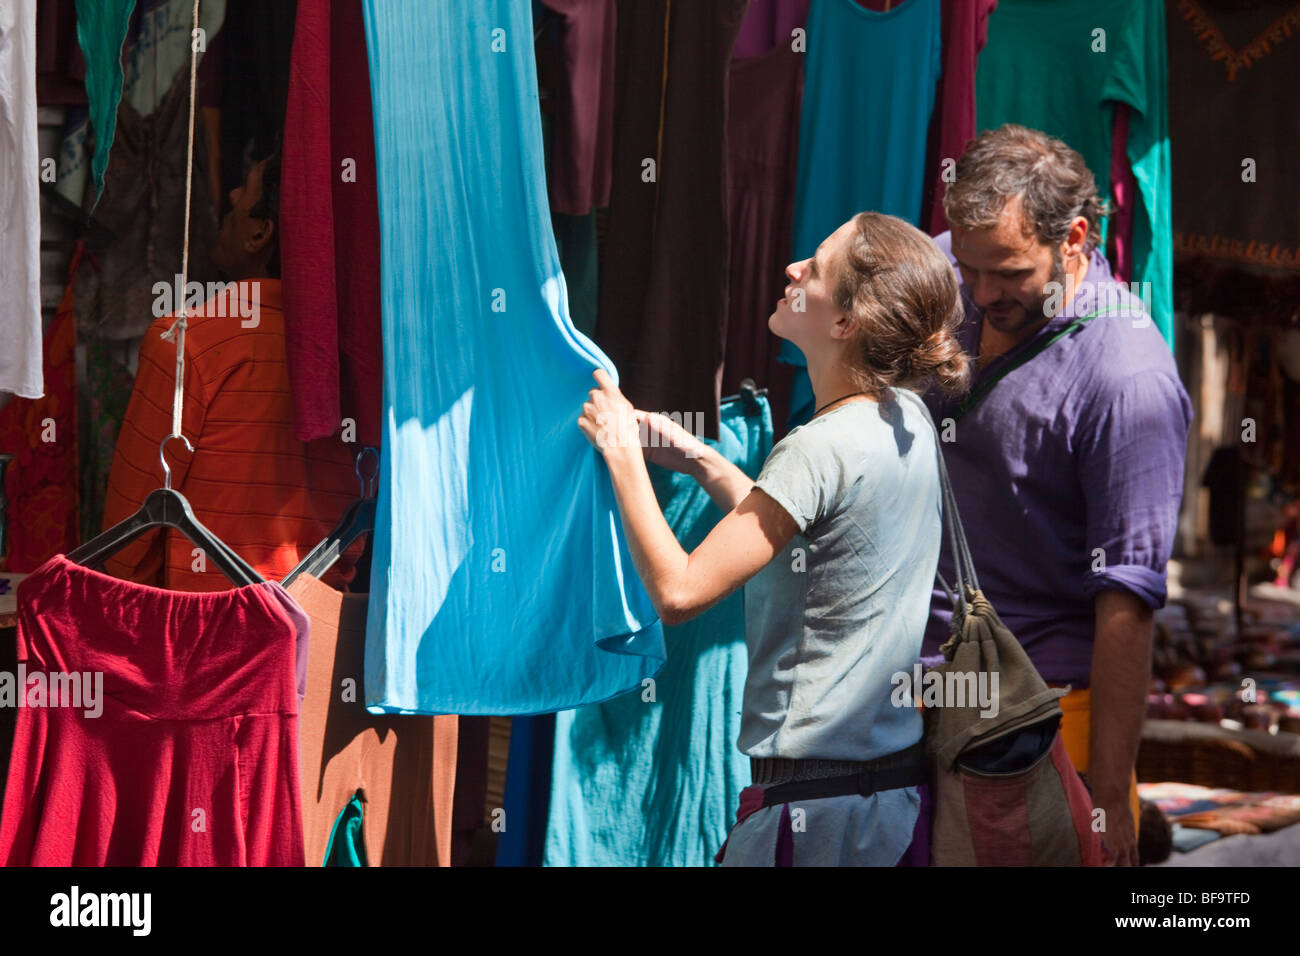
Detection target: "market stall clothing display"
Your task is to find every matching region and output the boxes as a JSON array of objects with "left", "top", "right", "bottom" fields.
[
  {"left": 538, "top": 0, "right": 615, "bottom": 216},
  {"left": 73, "top": 0, "right": 134, "bottom": 205},
  {"left": 595, "top": 0, "right": 749, "bottom": 442},
  {"left": 720, "top": 388, "right": 942, "bottom": 866},
  {"left": 287, "top": 573, "right": 458, "bottom": 867},
  {"left": 118, "top": 0, "right": 227, "bottom": 118},
  {"left": 0, "top": 0, "right": 44, "bottom": 399},
  {"left": 360, "top": 0, "right": 665, "bottom": 715},
  {"left": 922, "top": 232, "right": 1193, "bottom": 686},
  {"left": 723, "top": 44, "right": 803, "bottom": 434},
  {"left": 732, "top": 0, "right": 810, "bottom": 58},
  {"left": 778, "top": 0, "right": 943, "bottom": 428},
  {"left": 975, "top": 0, "right": 1173, "bottom": 347},
  {"left": 280, "top": 0, "right": 384, "bottom": 447},
  {"left": 0, "top": 556, "right": 307, "bottom": 866},
  {"left": 545, "top": 392, "right": 773, "bottom": 867},
  {"left": 0, "top": 263, "right": 81, "bottom": 572},
  {"left": 72, "top": 65, "right": 220, "bottom": 345},
  {"left": 1167, "top": 0, "right": 1300, "bottom": 323},
  {"left": 100, "top": 280, "right": 361, "bottom": 592},
  {"left": 920, "top": 0, "right": 999, "bottom": 236}
]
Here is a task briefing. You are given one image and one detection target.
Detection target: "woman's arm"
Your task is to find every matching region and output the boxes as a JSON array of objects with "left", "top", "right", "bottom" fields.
[
  {"left": 637, "top": 410, "right": 755, "bottom": 513},
  {"left": 580, "top": 371, "right": 799, "bottom": 626}
]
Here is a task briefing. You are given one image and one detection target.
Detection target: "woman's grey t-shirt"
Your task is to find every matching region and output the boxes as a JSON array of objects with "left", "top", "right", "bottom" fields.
[{"left": 741, "top": 388, "right": 942, "bottom": 761}]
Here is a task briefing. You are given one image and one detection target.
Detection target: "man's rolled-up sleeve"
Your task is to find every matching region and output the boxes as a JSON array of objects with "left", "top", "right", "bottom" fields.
[{"left": 1076, "top": 370, "right": 1192, "bottom": 608}]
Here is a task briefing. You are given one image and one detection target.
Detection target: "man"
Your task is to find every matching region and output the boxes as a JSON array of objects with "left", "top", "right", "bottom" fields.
[
  {"left": 101, "top": 147, "right": 359, "bottom": 590},
  {"left": 924, "top": 125, "right": 1192, "bottom": 866}
]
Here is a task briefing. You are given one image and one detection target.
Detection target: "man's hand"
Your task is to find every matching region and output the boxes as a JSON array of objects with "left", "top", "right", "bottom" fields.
[{"left": 1094, "top": 786, "right": 1139, "bottom": 867}]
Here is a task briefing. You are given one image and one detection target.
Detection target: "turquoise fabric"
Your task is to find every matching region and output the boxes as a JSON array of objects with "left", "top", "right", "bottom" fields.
[
  {"left": 778, "top": 0, "right": 943, "bottom": 429},
  {"left": 360, "top": 0, "right": 665, "bottom": 715},
  {"left": 975, "top": 0, "right": 1173, "bottom": 349},
  {"left": 545, "top": 393, "right": 773, "bottom": 866},
  {"left": 323, "top": 792, "right": 367, "bottom": 867},
  {"left": 75, "top": 0, "right": 135, "bottom": 207}
]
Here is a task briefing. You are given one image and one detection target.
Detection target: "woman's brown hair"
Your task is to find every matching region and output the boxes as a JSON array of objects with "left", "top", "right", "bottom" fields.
[{"left": 831, "top": 211, "right": 971, "bottom": 398}]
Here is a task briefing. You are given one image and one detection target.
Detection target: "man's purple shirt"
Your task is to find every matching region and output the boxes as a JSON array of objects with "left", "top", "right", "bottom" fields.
[{"left": 922, "top": 231, "right": 1192, "bottom": 687}]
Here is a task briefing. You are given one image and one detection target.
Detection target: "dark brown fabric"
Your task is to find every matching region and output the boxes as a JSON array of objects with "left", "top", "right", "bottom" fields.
[
  {"left": 287, "top": 574, "right": 457, "bottom": 866},
  {"left": 539, "top": 0, "right": 616, "bottom": 216},
  {"left": 722, "top": 43, "right": 801, "bottom": 435},
  {"left": 450, "top": 715, "right": 490, "bottom": 866},
  {"left": 595, "top": 0, "right": 749, "bottom": 441},
  {"left": 1168, "top": 0, "right": 1300, "bottom": 323}
]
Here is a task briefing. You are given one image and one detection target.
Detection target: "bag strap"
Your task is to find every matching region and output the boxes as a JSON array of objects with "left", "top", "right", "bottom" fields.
[
  {"left": 898, "top": 390, "right": 978, "bottom": 624},
  {"left": 950, "top": 305, "right": 1124, "bottom": 423}
]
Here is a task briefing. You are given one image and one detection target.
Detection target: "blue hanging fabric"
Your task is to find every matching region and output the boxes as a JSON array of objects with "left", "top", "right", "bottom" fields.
[
  {"left": 360, "top": 0, "right": 665, "bottom": 716},
  {"left": 779, "top": 0, "right": 942, "bottom": 429},
  {"left": 545, "top": 392, "right": 773, "bottom": 866},
  {"left": 74, "top": 0, "right": 136, "bottom": 208}
]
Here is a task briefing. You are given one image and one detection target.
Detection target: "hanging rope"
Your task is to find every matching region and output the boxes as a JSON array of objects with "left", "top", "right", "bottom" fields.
[{"left": 159, "top": 0, "right": 202, "bottom": 450}]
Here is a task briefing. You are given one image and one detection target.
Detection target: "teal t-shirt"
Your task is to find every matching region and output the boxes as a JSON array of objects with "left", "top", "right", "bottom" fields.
[
  {"left": 976, "top": 0, "right": 1173, "bottom": 349},
  {"left": 779, "top": 0, "right": 943, "bottom": 427}
]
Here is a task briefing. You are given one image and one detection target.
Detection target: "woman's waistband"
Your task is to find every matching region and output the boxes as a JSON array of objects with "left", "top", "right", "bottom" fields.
[{"left": 751, "top": 741, "right": 925, "bottom": 786}]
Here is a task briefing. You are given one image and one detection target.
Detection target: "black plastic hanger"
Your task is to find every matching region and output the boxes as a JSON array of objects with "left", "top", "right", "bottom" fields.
[
  {"left": 721, "top": 378, "right": 768, "bottom": 415},
  {"left": 67, "top": 435, "right": 264, "bottom": 586},
  {"left": 282, "top": 447, "right": 379, "bottom": 589}
]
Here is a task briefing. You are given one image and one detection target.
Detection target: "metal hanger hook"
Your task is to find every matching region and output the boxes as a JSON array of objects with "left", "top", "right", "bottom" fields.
[
  {"left": 355, "top": 446, "right": 380, "bottom": 498},
  {"left": 159, "top": 433, "right": 194, "bottom": 490}
]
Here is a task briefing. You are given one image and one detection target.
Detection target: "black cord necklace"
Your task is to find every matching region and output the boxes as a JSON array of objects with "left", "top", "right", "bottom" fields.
[{"left": 812, "top": 390, "right": 871, "bottom": 418}]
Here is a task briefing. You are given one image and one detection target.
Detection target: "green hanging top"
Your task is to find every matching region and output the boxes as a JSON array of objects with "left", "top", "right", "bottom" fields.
[{"left": 75, "top": 0, "right": 137, "bottom": 209}]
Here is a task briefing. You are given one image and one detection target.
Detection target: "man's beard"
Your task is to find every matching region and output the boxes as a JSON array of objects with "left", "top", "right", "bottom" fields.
[{"left": 984, "top": 247, "right": 1067, "bottom": 334}]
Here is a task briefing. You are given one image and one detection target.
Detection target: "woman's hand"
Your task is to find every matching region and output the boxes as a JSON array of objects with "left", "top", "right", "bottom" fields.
[
  {"left": 578, "top": 369, "right": 641, "bottom": 462},
  {"left": 637, "top": 409, "right": 709, "bottom": 475}
]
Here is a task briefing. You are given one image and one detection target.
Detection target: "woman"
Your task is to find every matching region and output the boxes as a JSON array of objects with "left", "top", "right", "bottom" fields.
[{"left": 578, "top": 212, "right": 970, "bottom": 866}]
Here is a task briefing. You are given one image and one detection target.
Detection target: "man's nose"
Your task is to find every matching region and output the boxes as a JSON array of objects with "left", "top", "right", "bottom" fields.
[
  {"left": 785, "top": 260, "right": 804, "bottom": 283},
  {"left": 970, "top": 273, "right": 1001, "bottom": 307}
]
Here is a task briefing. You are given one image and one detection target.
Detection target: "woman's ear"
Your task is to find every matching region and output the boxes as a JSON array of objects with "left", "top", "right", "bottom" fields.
[{"left": 831, "top": 311, "right": 856, "bottom": 341}]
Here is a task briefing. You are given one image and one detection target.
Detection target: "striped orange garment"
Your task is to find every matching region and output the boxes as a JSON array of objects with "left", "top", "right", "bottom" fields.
[{"left": 101, "top": 279, "right": 361, "bottom": 592}]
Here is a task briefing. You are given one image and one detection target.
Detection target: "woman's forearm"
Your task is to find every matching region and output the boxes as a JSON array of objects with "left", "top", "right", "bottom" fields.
[{"left": 687, "top": 444, "right": 756, "bottom": 514}]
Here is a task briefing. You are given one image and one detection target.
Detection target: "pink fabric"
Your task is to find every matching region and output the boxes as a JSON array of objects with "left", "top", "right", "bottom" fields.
[
  {"left": 331, "top": 0, "right": 384, "bottom": 447},
  {"left": 732, "top": 0, "right": 811, "bottom": 58},
  {"left": 1109, "top": 102, "right": 1135, "bottom": 284},
  {"left": 280, "top": 0, "right": 383, "bottom": 446},
  {"left": 0, "top": 556, "right": 305, "bottom": 866},
  {"left": 924, "top": 0, "right": 999, "bottom": 235},
  {"left": 281, "top": 0, "right": 339, "bottom": 442},
  {"left": 1050, "top": 733, "right": 1105, "bottom": 867}
]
